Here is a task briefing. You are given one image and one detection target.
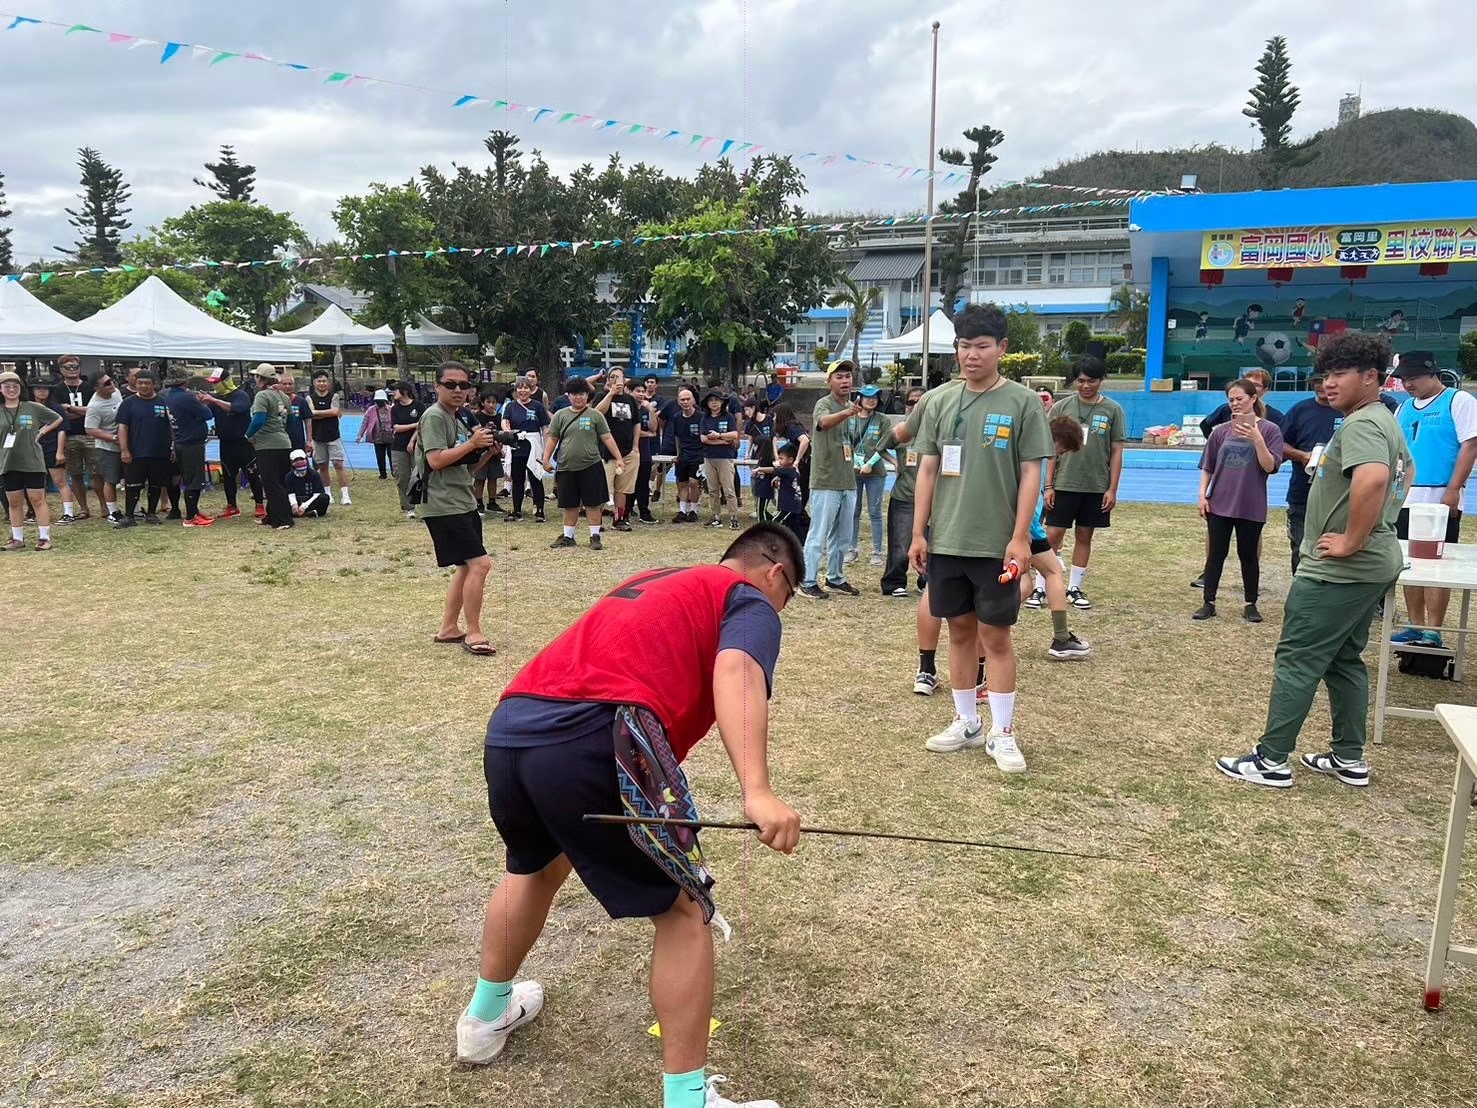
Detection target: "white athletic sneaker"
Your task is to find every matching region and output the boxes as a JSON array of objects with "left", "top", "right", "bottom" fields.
[
  {"left": 1023, "top": 587, "right": 1045, "bottom": 610},
  {"left": 341, "top": 489, "right": 352, "bottom": 505},
  {"left": 405, "top": 509, "right": 416, "bottom": 520},
  {"left": 705, "top": 1074, "right": 781, "bottom": 1108},
  {"left": 925, "top": 715, "right": 986, "bottom": 753},
  {"left": 913, "top": 671, "right": 939, "bottom": 696},
  {"left": 986, "top": 727, "right": 1027, "bottom": 773},
  {"left": 455, "top": 981, "right": 545, "bottom": 1064}
]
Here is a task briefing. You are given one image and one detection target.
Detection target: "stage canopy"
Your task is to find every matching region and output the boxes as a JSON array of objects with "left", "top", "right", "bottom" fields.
[
  {"left": 405, "top": 314, "right": 479, "bottom": 347},
  {"left": 871, "top": 309, "right": 956, "bottom": 354},
  {"left": 0, "top": 280, "right": 89, "bottom": 355},
  {"left": 59, "top": 277, "right": 312, "bottom": 361},
  {"left": 275, "top": 303, "right": 393, "bottom": 347}
]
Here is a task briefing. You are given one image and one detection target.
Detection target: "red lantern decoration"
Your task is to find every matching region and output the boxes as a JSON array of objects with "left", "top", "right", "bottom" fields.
[
  {"left": 1340, "top": 265, "right": 1368, "bottom": 281},
  {"left": 1199, "top": 268, "right": 1224, "bottom": 287},
  {"left": 1267, "top": 267, "right": 1294, "bottom": 286},
  {"left": 1420, "top": 262, "right": 1450, "bottom": 278}
]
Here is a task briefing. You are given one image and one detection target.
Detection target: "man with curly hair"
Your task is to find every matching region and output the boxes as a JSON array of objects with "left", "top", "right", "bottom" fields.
[{"left": 1216, "top": 333, "right": 1413, "bottom": 791}]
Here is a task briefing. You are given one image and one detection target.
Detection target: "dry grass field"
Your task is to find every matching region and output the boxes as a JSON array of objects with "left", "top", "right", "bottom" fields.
[{"left": 3, "top": 476, "right": 1476, "bottom": 1107}]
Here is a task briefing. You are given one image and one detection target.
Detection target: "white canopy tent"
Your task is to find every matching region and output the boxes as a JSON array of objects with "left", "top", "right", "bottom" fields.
[
  {"left": 274, "top": 303, "right": 392, "bottom": 347},
  {"left": 0, "top": 279, "right": 89, "bottom": 355},
  {"left": 405, "top": 314, "right": 479, "bottom": 347},
  {"left": 871, "top": 309, "right": 956, "bottom": 355},
  {"left": 60, "top": 276, "right": 312, "bottom": 361}
]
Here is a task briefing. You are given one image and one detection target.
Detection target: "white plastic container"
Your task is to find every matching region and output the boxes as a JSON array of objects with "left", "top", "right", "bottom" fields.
[{"left": 1407, "top": 502, "right": 1450, "bottom": 560}]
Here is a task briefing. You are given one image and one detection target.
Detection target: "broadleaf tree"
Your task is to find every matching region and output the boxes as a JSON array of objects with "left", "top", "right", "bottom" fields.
[{"left": 157, "top": 200, "right": 307, "bottom": 332}]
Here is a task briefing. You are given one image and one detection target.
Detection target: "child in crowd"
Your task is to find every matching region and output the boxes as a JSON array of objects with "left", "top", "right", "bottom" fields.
[{"left": 756, "top": 440, "right": 807, "bottom": 544}]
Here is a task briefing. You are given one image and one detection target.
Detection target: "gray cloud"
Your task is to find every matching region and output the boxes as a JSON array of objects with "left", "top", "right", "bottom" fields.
[{"left": 2, "top": 0, "right": 1473, "bottom": 264}]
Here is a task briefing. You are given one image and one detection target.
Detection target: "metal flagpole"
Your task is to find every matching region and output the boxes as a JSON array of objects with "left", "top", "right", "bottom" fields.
[{"left": 918, "top": 20, "right": 941, "bottom": 377}]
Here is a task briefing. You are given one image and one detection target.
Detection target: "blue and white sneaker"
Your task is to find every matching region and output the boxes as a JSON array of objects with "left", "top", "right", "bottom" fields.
[
  {"left": 1421, "top": 630, "right": 1445, "bottom": 648},
  {"left": 1300, "top": 750, "right": 1370, "bottom": 788},
  {"left": 913, "top": 671, "right": 939, "bottom": 696},
  {"left": 1391, "top": 627, "right": 1424, "bottom": 645},
  {"left": 925, "top": 716, "right": 985, "bottom": 753},
  {"left": 1215, "top": 748, "right": 1293, "bottom": 789}
]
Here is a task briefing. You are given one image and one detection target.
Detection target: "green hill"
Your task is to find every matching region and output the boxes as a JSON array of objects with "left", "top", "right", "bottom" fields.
[{"left": 1009, "top": 108, "right": 1477, "bottom": 198}]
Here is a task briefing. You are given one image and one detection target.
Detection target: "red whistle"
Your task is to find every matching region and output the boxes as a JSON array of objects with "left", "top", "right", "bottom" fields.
[{"left": 998, "top": 559, "right": 1021, "bottom": 585}]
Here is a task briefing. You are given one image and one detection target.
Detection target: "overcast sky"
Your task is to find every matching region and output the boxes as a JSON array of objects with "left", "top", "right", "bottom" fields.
[{"left": 3, "top": 0, "right": 1474, "bottom": 265}]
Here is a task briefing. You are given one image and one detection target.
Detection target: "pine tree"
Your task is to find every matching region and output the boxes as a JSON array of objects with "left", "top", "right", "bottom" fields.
[
  {"left": 194, "top": 144, "right": 257, "bottom": 202},
  {"left": 65, "top": 147, "right": 132, "bottom": 266},
  {"left": 0, "top": 169, "right": 12, "bottom": 273},
  {"left": 1243, "top": 36, "right": 1302, "bottom": 186}
]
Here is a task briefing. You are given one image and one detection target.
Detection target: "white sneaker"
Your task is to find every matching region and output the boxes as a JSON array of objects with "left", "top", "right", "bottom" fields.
[
  {"left": 341, "top": 489, "right": 352, "bottom": 505},
  {"left": 1023, "top": 587, "right": 1045, "bottom": 609},
  {"left": 455, "top": 981, "right": 544, "bottom": 1064},
  {"left": 925, "top": 715, "right": 985, "bottom": 753},
  {"left": 912, "top": 671, "right": 939, "bottom": 696},
  {"left": 405, "top": 509, "right": 416, "bottom": 520},
  {"left": 706, "top": 1074, "right": 781, "bottom": 1108},
  {"left": 844, "top": 548, "right": 859, "bottom": 566},
  {"left": 986, "top": 727, "right": 1027, "bottom": 773},
  {"left": 869, "top": 552, "right": 883, "bottom": 566}
]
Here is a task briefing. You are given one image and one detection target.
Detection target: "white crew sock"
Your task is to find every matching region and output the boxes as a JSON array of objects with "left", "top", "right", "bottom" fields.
[
  {"left": 988, "top": 691, "right": 1016, "bottom": 731},
  {"left": 1057, "top": 552, "right": 1067, "bottom": 573},
  {"left": 679, "top": 499, "right": 690, "bottom": 513},
  {"left": 340, "top": 488, "right": 351, "bottom": 503},
  {"left": 563, "top": 525, "right": 576, "bottom": 539},
  {"left": 106, "top": 501, "right": 118, "bottom": 515},
  {"left": 951, "top": 689, "right": 980, "bottom": 726},
  {"left": 1033, "top": 570, "right": 1044, "bottom": 592},
  {"left": 1070, "top": 565, "right": 1086, "bottom": 590},
  {"left": 11, "top": 527, "right": 24, "bottom": 541},
  {"left": 591, "top": 525, "right": 602, "bottom": 536},
  {"left": 62, "top": 500, "right": 74, "bottom": 516},
  {"left": 38, "top": 525, "right": 51, "bottom": 540}
]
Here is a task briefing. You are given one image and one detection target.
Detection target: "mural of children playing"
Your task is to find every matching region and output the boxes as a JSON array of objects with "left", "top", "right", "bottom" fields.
[
  {"left": 1194, "top": 311, "right": 1210, "bottom": 345},
  {"left": 1381, "top": 309, "right": 1408, "bottom": 335},
  {"left": 1233, "top": 304, "right": 1262, "bottom": 347}
]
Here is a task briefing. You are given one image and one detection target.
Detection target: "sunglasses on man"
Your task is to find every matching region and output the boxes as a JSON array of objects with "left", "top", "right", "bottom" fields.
[{"left": 438, "top": 379, "right": 472, "bottom": 390}]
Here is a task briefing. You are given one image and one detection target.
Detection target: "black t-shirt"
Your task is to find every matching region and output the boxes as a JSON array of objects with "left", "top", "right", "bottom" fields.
[
  {"left": 391, "top": 400, "right": 422, "bottom": 452},
  {"left": 116, "top": 395, "right": 174, "bottom": 458},
  {"left": 39, "top": 401, "right": 65, "bottom": 452},
  {"left": 746, "top": 415, "right": 776, "bottom": 464},
  {"left": 773, "top": 468, "right": 803, "bottom": 514},
  {"left": 504, "top": 400, "right": 550, "bottom": 437},
  {"left": 656, "top": 397, "right": 680, "bottom": 451},
  {"left": 60, "top": 380, "right": 93, "bottom": 434},
  {"left": 673, "top": 409, "right": 705, "bottom": 461},
  {"left": 309, "top": 389, "right": 341, "bottom": 442},
  {"left": 638, "top": 401, "right": 656, "bottom": 458},
  {"left": 599, "top": 391, "right": 640, "bottom": 457},
  {"left": 701, "top": 413, "right": 739, "bottom": 460}
]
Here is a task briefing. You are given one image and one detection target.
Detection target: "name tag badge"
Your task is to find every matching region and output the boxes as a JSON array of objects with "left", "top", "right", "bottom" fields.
[
  {"left": 842, "top": 444, "right": 853, "bottom": 462},
  {"left": 1080, "top": 421, "right": 1092, "bottom": 441},
  {"left": 941, "top": 441, "right": 963, "bottom": 477},
  {"left": 2, "top": 434, "right": 14, "bottom": 450},
  {"left": 906, "top": 447, "right": 919, "bottom": 468}
]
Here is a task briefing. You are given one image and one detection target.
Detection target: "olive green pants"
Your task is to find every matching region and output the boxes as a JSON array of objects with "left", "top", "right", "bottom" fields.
[{"left": 1257, "top": 575, "right": 1395, "bottom": 762}]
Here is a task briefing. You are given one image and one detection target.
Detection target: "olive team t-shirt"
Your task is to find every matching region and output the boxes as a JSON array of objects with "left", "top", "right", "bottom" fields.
[
  {"left": 1298, "top": 402, "right": 1412, "bottom": 585},
  {"left": 1048, "top": 394, "right": 1126, "bottom": 495},
  {"left": 0, "top": 401, "right": 60, "bottom": 474},
  {"left": 249, "top": 388, "right": 291, "bottom": 451},
  {"left": 417, "top": 403, "right": 479, "bottom": 518},
  {"left": 914, "top": 378, "right": 1053, "bottom": 559},
  {"left": 888, "top": 389, "right": 944, "bottom": 504},
  {"left": 548, "top": 406, "right": 611, "bottom": 472},
  {"left": 809, "top": 394, "right": 855, "bottom": 491}
]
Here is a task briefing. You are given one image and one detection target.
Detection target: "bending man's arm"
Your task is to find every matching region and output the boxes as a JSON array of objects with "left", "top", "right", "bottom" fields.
[{"left": 713, "top": 648, "right": 799, "bottom": 854}]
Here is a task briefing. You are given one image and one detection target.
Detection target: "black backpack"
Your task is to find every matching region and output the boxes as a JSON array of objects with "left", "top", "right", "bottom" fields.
[{"left": 1395, "top": 646, "right": 1456, "bottom": 681}]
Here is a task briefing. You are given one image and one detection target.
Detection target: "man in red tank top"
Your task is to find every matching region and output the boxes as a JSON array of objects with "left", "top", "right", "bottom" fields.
[{"left": 457, "top": 524, "right": 804, "bottom": 1108}]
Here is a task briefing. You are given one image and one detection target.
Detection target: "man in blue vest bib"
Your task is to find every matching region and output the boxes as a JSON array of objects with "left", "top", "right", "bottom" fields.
[{"left": 1393, "top": 351, "right": 1477, "bottom": 647}]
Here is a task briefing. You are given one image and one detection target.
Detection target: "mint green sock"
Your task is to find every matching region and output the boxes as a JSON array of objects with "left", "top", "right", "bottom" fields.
[
  {"left": 662, "top": 1067, "right": 707, "bottom": 1108},
  {"left": 468, "top": 977, "right": 512, "bottom": 1022}
]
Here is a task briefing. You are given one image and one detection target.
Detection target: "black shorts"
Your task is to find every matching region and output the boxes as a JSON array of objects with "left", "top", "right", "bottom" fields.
[
  {"left": 927, "top": 553, "right": 1022, "bottom": 627},
  {"left": 2, "top": 469, "right": 46, "bottom": 492},
  {"left": 42, "top": 445, "right": 58, "bottom": 470},
  {"left": 555, "top": 464, "right": 608, "bottom": 510},
  {"left": 1397, "top": 506, "right": 1463, "bottom": 544},
  {"left": 1030, "top": 536, "right": 1052, "bottom": 556},
  {"left": 423, "top": 509, "right": 487, "bottom": 567},
  {"left": 484, "top": 730, "right": 681, "bottom": 920},
  {"left": 1045, "top": 490, "right": 1111, "bottom": 530},
  {"left": 675, "top": 457, "right": 703, "bottom": 484},
  {"left": 125, "top": 456, "right": 173, "bottom": 488}
]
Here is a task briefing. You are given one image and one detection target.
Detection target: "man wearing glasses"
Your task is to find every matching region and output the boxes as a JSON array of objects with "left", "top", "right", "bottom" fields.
[
  {"left": 56, "top": 354, "right": 102, "bottom": 521},
  {"left": 463, "top": 523, "right": 803, "bottom": 1108},
  {"left": 420, "top": 363, "right": 500, "bottom": 656},
  {"left": 83, "top": 374, "right": 125, "bottom": 523}
]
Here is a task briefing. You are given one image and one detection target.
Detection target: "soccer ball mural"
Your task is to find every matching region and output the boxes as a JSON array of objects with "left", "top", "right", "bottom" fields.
[{"left": 1254, "top": 331, "right": 1293, "bottom": 368}]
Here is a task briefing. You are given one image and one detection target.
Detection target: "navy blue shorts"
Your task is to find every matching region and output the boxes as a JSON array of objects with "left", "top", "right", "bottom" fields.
[{"left": 483, "top": 730, "right": 681, "bottom": 920}]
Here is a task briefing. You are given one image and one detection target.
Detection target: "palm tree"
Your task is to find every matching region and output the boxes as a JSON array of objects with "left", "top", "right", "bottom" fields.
[
  {"left": 1106, "top": 283, "right": 1149, "bottom": 349},
  {"left": 827, "top": 273, "right": 883, "bottom": 367}
]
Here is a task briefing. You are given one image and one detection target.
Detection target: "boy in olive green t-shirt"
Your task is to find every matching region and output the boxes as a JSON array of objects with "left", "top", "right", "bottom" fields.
[{"left": 1217, "top": 334, "right": 1413, "bottom": 792}]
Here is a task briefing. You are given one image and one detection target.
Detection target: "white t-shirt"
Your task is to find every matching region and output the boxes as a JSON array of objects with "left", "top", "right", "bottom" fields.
[
  {"left": 84, "top": 392, "right": 124, "bottom": 453},
  {"left": 1402, "top": 388, "right": 1477, "bottom": 511}
]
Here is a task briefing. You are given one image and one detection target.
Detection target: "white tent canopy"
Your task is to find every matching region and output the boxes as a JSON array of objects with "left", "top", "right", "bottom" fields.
[
  {"left": 61, "top": 277, "right": 312, "bottom": 361},
  {"left": 405, "top": 314, "right": 478, "bottom": 347},
  {"left": 0, "top": 279, "right": 88, "bottom": 355},
  {"left": 274, "top": 303, "right": 392, "bottom": 347},
  {"left": 871, "top": 309, "right": 956, "bottom": 355}
]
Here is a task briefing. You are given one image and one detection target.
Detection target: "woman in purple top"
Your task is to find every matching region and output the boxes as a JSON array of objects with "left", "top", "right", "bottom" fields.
[{"left": 1194, "top": 378, "right": 1284, "bottom": 624}]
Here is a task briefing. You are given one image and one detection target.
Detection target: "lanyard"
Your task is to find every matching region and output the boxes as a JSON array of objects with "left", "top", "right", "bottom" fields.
[
  {"left": 951, "top": 384, "right": 995, "bottom": 439},
  {"left": 853, "top": 412, "right": 878, "bottom": 446}
]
